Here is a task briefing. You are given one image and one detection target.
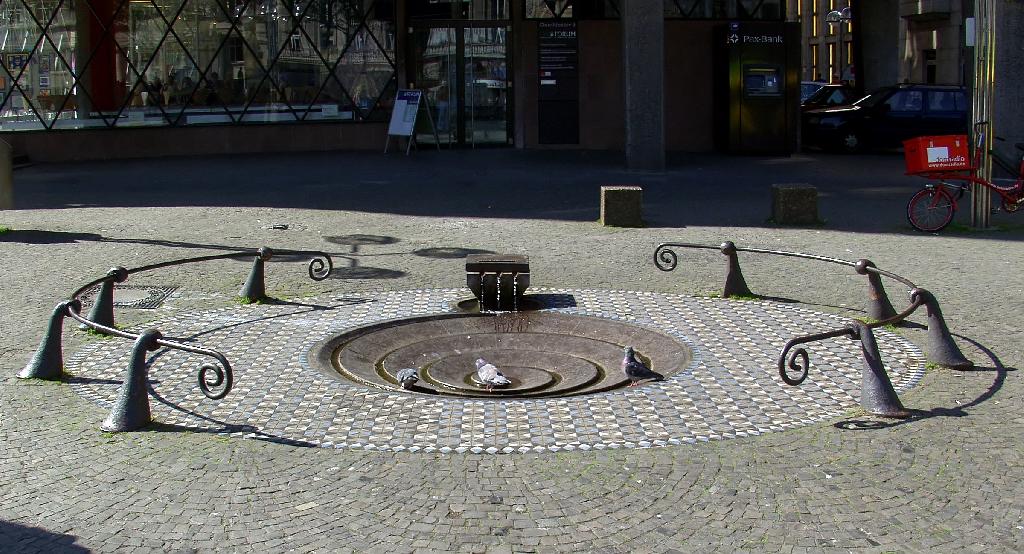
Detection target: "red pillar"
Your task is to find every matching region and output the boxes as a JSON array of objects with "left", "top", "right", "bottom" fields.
[{"left": 86, "top": 0, "right": 127, "bottom": 112}]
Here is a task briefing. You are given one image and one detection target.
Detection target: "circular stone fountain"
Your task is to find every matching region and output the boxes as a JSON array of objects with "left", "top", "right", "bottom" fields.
[
  {"left": 65, "top": 288, "right": 926, "bottom": 453},
  {"left": 312, "top": 312, "right": 692, "bottom": 398}
]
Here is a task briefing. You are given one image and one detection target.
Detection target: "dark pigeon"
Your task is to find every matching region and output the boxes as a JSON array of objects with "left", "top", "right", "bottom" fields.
[{"left": 622, "top": 346, "right": 659, "bottom": 386}]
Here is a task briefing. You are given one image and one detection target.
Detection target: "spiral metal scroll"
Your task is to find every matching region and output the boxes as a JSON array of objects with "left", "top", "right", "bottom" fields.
[
  {"left": 308, "top": 254, "right": 334, "bottom": 281},
  {"left": 198, "top": 357, "right": 233, "bottom": 400},
  {"left": 654, "top": 245, "right": 680, "bottom": 272},
  {"left": 777, "top": 326, "right": 855, "bottom": 387},
  {"left": 779, "top": 347, "right": 810, "bottom": 386}
]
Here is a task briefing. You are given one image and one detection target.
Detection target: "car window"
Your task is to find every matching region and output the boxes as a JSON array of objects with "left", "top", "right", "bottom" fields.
[
  {"left": 855, "top": 88, "right": 891, "bottom": 108},
  {"left": 885, "top": 90, "right": 923, "bottom": 112},
  {"left": 826, "top": 89, "right": 848, "bottom": 105},
  {"left": 927, "top": 90, "right": 963, "bottom": 112}
]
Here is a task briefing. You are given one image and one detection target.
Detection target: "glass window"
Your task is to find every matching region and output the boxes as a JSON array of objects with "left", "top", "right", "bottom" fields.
[
  {"left": 411, "top": 0, "right": 510, "bottom": 20},
  {"left": 661, "top": 0, "right": 781, "bottom": 19},
  {"left": 927, "top": 90, "right": 964, "bottom": 112},
  {"left": 0, "top": 0, "right": 396, "bottom": 131},
  {"left": 885, "top": 90, "right": 924, "bottom": 112},
  {"left": 811, "top": 0, "right": 819, "bottom": 37}
]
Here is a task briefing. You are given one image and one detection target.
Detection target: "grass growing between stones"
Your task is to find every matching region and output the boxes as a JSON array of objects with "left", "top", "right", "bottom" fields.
[
  {"left": 237, "top": 296, "right": 270, "bottom": 305},
  {"left": 853, "top": 316, "right": 899, "bottom": 332},
  {"left": 84, "top": 327, "right": 122, "bottom": 339},
  {"left": 0, "top": 225, "right": 10, "bottom": 234}
]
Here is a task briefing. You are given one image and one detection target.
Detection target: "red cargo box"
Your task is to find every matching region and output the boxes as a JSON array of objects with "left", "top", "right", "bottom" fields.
[{"left": 903, "top": 135, "right": 972, "bottom": 174}]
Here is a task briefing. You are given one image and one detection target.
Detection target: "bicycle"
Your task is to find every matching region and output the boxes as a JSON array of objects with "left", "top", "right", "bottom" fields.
[{"left": 904, "top": 121, "right": 1024, "bottom": 233}]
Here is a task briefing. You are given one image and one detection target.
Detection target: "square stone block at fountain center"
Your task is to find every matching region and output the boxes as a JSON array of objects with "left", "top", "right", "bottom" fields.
[{"left": 466, "top": 254, "right": 530, "bottom": 312}]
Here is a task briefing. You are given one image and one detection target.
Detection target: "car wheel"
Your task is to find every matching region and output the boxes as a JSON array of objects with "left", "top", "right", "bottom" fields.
[{"left": 840, "top": 131, "right": 861, "bottom": 153}]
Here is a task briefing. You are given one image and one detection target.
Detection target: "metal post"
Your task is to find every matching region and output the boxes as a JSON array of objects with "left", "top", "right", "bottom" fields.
[
  {"left": 19, "top": 300, "right": 79, "bottom": 380},
  {"left": 0, "top": 138, "right": 13, "bottom": 210},
  {"left": 971, "top": 0, "right": 996, "bottom": 229},
  {"left": 720, "top": 241, "right": 753, "bottom": 298},
  {"left": 854, "top": 259, "right": 897, "bottom": 321},
  {"left": 239, "top": 247, "right": 273, "bottom": 302},
  {"left": 101, "top": 329, "right": 162, "bottom": 432},
  {"left": 851, "top": 322, "right": 910, "bottom": 418},
  {"left": 81, "top": 267, "right": 129, "bottom": 330},
  {"left": 912, "top": 288, "right": 973, "bottom": 369}
]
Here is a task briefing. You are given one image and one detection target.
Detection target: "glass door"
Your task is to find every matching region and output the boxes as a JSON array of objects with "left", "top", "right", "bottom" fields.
[
  {"left": 411, "top": 27, "right": 458, "bottom": 147},
  {"left": 463, "top": 27, "right": 509, "bottom": 146},
  {"left": 411, "top": 24, "right": 510, "bottom": 147}
]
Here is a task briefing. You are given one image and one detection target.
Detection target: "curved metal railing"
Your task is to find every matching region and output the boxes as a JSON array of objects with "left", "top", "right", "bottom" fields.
[
  {"left": 653, "top": 241, "right": 971, "bottom": 416},
  {"left": 19, "top": 246, "right": 333, "bottom": 430}
]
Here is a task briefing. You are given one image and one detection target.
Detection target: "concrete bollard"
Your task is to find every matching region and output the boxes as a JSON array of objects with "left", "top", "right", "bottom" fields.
[
  {"left": 0, "top": 138, "right": 12, "bottom": 210},
  {"left": 771, "top": 184, "right": 818, "bottom": 225},
  {"left": 600, "top": 186, "right": 644, "bottom": 227}
]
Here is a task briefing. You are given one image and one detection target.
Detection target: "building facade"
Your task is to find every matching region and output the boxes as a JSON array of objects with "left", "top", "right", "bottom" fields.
[
  {"left": 792, "top": 0, "right": 969, "bottom": 90},
  {"left": 1, "top": 0, "right": 797, "bottom": 161}
]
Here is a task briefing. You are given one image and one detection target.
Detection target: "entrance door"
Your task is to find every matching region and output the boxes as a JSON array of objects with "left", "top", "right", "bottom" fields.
[{"left": 411, "top": 25, "right": 510, "bottom": 147}]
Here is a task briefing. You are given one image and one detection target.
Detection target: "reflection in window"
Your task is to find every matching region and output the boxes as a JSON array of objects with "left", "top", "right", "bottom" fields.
[
  {"left": 0, "top": 0, "right": 396, "bottom": 130},
  {"left": 886, "top": 90, "right": 923, "bottom": 112}
]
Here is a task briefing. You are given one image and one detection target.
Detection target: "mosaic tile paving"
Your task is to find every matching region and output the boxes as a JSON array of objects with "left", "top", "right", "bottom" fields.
[{"left": 65, "top": 289, "right": 926, "bottom": 453}]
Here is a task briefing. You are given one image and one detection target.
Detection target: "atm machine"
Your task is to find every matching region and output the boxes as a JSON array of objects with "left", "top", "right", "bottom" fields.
[{"left": 714, "top": 21, "right": 800, "bottom": 154}]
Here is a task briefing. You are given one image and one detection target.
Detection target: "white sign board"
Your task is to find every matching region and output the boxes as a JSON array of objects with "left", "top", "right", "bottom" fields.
[{"left": 387, "top": 89, "right": 423, "bottom": 137}]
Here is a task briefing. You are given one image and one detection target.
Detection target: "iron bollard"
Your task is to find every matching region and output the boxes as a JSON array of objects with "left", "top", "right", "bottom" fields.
[
  {"left": 719, "top": 241, "right": 753, "bottom": 298},
  {"left": 850, "top": 321, "right": 910, "bottom": 418},
  {"left": 19, "top": 300, "right": 80, "bottom": 380},
  {"left": 239, "top": 247, "right": 273, "bottom": 302},
  {"left": 854, "top": 259, "right": 898, "bottom": 321},
  {"left": 80, "top": 267, "right": 129, "bottom": 331},
  {"left": 911, "top": 288, "right": 973, "bottom": 369},
  {"left": 101, "top": 329, "right": 162, "bottom": 432}
]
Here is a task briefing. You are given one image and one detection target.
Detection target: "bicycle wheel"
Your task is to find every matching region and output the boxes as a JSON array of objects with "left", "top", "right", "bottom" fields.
[{"left": 907, "top": 187, "right": 955, "bottom": 232}]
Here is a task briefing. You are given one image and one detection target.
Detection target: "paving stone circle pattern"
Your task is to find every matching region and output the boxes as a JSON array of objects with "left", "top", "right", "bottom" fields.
[{"left": 65, "top": 288, "right": 926, "bottom": 454}]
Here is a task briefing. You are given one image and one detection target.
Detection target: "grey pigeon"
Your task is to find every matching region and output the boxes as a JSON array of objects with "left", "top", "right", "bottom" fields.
[
  {"left": 475, "top": 358, "right": 511, "bottom": 391},
  {"left": 622, "top": 346, "right": 657, "bottom": 386},
  {"left": 396, "top": 367, "right": 420, "bottom": 390}
]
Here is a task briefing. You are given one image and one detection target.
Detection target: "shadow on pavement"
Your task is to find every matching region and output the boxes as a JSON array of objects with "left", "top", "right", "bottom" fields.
[
  {"left": 10, "top": 149, "right": 1023, "bottom": 236},
  {"left": 0, "top": 520, "right": 90, "bottom": 553},
  {"left": 1, "top": 232, "right": 505, "bottom": 282},
  {"left": 833, "top": 334, "right": 1016, "bottom": 431}
]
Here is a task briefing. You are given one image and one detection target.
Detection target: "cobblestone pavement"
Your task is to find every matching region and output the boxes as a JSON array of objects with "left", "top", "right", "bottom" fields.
[{"left": 1, "top": 150, "right": 1022, "bottom": 552}]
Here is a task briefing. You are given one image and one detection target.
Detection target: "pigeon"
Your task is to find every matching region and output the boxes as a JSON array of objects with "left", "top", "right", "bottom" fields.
[
  {"left": 622, "top": 346, "right": 658, "bottom": 386},
  {"left": 396, "top": 367, "right": 420, "bottom": 390},
  {"left": 475, "top": 358, "right": 511, "bottom": 391}
]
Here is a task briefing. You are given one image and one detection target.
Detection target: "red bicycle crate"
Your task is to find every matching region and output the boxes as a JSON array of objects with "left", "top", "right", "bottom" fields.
[{"left": 903, "top": 135, "right": 971, "bottom": 174}]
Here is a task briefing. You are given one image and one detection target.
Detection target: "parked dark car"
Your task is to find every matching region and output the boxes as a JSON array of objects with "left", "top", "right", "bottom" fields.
[
  {"left": 800, "top": 80, "right": 828, "bottom": 102},
  {"left": 801, "top": 83, "right": 859, "bottom": 110},
  {"left": 802, "top": 84, "right": 968, "bottom": 152}
]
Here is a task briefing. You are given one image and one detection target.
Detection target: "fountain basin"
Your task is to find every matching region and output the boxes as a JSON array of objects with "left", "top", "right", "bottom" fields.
[{"left": 313, "top": 311, "right": 691, "bottom": 398}]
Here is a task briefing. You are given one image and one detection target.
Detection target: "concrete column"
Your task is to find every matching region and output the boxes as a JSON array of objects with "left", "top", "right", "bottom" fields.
[
  {"left": 995, "top": 0, "right": 1024, "bottom": 150},
  {"left": 621, "top": 0, "right": 664, "bottom": 171}
]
